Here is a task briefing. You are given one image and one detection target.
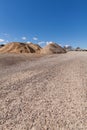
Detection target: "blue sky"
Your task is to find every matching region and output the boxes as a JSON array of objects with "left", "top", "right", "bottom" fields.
[{"left": 0, "top": 0, "right": 87, "bottom": 48}]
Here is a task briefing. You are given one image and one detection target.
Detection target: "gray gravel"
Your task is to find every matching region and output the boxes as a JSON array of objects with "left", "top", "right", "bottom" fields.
[{"left": 0, "top": 52, "right": 87, "bottom": 130}]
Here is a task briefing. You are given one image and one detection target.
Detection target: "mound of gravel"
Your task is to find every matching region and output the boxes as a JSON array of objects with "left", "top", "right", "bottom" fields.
[
  {"left": 0, "top": 42, "right": 42, "bottom": 53},
  {"left": 41, "top": 43, "right": 66, "bottom": 54},
  {"left": 0, "top": 42, "right": 66, "bottom": 55}
]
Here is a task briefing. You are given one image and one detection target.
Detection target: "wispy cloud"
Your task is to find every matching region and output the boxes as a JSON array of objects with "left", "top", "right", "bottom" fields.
[
  {"left": 22, "top": 37, "right": 27, "bottom": 40},
  {"left": 3, "top": 33, "right": 9, "bottom": 37},
  {"left": 0, "top": 38, "right": 5, "bottom": 42},
  {"left": 2, "top": 40, "right": 10, "bottom": 44},
  {"left": 33, "top": 37, "right": 38, "bottom": 41}
]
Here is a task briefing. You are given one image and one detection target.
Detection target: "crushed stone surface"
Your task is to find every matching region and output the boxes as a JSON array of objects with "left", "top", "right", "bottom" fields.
[{"left": 0, "top": 52, "right": 87, "bottom": 130}]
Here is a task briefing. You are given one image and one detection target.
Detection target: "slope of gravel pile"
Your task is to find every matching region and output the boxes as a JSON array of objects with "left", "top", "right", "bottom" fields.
[
  {"left": 28, "top": 43, "right": 42, "bottom": 54},
  {"left": 41, "top": 43, "right": 66, "bottom": 54}
]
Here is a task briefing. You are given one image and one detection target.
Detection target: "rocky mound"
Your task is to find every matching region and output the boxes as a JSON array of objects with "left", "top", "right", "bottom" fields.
[
  {"left": 41, "top": 43, "right": 66, "bottom": 54},
  {"left": 0, "top": 42, "right": 42, "bottom": 53}
]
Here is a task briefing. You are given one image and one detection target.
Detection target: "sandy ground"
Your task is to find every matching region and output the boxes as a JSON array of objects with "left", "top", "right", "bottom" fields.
[{"left": 0, "top": 52, "right": 87, "bottom": 130}]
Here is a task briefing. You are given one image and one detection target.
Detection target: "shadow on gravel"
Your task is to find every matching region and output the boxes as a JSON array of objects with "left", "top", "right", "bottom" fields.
[
  {"left": 0, "top": 53, "right": 43, "bottom": 67},
  {"left": 0, "top": 56, "right": 25, "bottom": 66}
]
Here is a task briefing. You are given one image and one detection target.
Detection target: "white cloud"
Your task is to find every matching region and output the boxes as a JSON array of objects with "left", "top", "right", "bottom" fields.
[
  {"left": 38, "top": 41, "right": 45, "bottom": 45},
  {"left": 46, "top": 41, "right": 53, "bottom": 45},
  {"left": 27, "top": 41, "right": 31, "bottom": 43},
  {"left": 64, "top": 45, "right": 70, "bottom": 47},
  {"left": 22, "top": 37, "right": 27, "bottom": 40},
  {"left": 33, "top": 37, "right": 38, "bottom": 41},
  {"left": 0, "top": 39, "right": 5, "bottom": 42}
]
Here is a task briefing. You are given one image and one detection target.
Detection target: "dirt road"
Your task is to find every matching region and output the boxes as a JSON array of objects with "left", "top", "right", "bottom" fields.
[{"left": 0, "top": 52, "right": 87, "bottom": 130}]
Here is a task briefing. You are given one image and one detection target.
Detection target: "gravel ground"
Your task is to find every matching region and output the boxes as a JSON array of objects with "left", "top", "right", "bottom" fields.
[{"left": 0, "top": 52, "right": 87, "bottom": 130}]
